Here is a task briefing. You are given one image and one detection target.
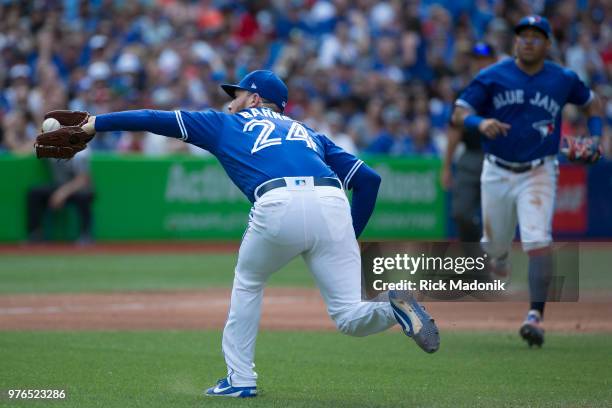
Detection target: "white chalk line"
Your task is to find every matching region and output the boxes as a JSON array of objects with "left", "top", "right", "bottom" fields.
[{"left": 0, "top": 296, "right": 319, "bottom": 316}]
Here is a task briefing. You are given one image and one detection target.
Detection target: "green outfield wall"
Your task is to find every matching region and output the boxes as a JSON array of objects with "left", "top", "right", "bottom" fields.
[
  {"left": 364, "top": 156, "right": 445, "bottom": 239},
  {"left": 0, "top": 154, "right": 444, "bottom": 241}
]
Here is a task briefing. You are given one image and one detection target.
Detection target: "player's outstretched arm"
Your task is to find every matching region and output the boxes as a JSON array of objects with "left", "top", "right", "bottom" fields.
[
  {"left": 451, "top": 105, "right": 511, "bottom": 139},
  {"left": 82, "top": 110, "right": 184, "bottom": 139},
  {"left": 349, "top": 164, "right": 381, "bottom": 238}
]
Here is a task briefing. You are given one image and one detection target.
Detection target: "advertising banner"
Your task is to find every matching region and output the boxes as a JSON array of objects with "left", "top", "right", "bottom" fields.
[
  {"left": 91, "top": 154, "right": 250, "bottom": 240},
  {"left": 0, "top": 155, "right": 444, "bottom": 241},
  {"left": 91, "top": 155, "right": 446, "bottom": 240},
  {"left": 553, "top": 164, "right": 587, "bottom": 234},
  {"left": 361, "top": 156, "right": 445, "bottom": 239}
]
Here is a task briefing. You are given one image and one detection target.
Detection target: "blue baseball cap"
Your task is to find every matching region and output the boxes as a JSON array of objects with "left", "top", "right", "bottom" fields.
[
  {"left": 472, "top": 42, "right": 495, "bottom": 57},
  {"left": 221, "top": 70, "right": 288, "bottom": 112},
  {"left": 514, "top": 15, "right": 552, "bottom": 38}
]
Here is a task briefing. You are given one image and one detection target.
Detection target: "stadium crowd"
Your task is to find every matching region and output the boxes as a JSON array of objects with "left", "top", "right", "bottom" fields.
[{"left": 1, "top": 0, "right": 610, "bottom": 157}]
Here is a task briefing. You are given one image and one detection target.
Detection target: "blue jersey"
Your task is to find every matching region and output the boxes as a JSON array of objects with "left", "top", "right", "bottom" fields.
[
  {"left": 456, "top": 59, "right": 593, "bottom": 162},
  {"left": 176, "top": 108, "right": 363, "bottom": 203}
]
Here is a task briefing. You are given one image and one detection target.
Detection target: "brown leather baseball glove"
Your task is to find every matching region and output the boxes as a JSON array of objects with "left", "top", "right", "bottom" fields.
[{"left": 35, "top": 110, "right": 94, "bottom": 159}]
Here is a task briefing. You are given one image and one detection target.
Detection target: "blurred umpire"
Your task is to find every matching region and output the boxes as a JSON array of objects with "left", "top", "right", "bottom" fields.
[{"left": 442, "top": 42, "right": 497, "bottom": 243}]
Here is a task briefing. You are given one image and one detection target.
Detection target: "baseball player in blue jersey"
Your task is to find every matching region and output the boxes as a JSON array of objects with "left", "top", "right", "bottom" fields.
[
  {"left": 73, "top": 70, "right": 439, "bottom": 397},
  {"left": 452, "top": 16, "right": 604, "bottom": 347}
]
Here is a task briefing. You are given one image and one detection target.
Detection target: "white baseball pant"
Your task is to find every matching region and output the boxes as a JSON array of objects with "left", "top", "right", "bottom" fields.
[
  {"left": 221, "top": 177, "right": 397, "bottom": 386},
  {"left": 480, "top": 156, "right": 558, "bottom": 257}
]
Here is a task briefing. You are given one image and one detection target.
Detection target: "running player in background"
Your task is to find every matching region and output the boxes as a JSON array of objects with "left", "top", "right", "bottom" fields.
[{"left": 451, "top": 16, "right": 603, "bottom": 347}]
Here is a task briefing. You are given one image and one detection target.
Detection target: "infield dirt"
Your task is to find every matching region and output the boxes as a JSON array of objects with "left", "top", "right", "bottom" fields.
[{"left": 1, "top": 288, "right": 611, "bottom": 332}]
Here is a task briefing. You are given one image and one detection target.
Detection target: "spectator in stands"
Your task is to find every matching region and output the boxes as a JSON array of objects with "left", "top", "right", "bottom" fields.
[
  {"left": 404, "top": 115, "right": 438, "bottom": 157},
  {"left": 326, "top": 110, "right": 358, "bottom": 155},
  {"left": 365, "top": 106, "right": 409, "bottom": 155},
  {"left": 566, "top": 30, "right": 605, "bottom": 85},
  {"left": 2, "top": 109, "right": 37, "bottom": 153}
]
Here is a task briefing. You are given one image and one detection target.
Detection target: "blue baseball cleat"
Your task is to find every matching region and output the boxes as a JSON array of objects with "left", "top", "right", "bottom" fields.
[
  {"left": 389, "top": 290, "right": 440, "bottom": 353},
  {"left": 204, "top": 377, "right": 257, "bottom": 398}
]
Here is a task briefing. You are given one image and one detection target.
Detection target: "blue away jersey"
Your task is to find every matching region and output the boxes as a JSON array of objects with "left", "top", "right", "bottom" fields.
[
  {"left": 456, "top": 59, "right": 593, "bottom": 162},
  {"left": 174, "top": 108, "right": 363, "bottom": 202}
]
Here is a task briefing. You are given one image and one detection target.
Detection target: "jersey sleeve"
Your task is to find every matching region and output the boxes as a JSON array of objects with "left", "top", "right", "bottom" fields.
[
  {"left": 176, "top": 110, "right": 225, "bottom": 153},
  {"left": 319, "top": 135, "right": 364, "bottom": 190},
  {"left": 566, "top": 70, "right": 593, "bottom": 106},
  {"left": 95, "top": 110, "right": 183, "bottom": 137},
  {"left": 455, "top": 76, "right": 489, "bottom": 113}
]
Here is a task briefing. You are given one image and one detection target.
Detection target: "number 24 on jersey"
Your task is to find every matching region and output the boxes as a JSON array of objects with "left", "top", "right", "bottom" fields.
[{"left": 245, "top": 119, "right": 317, "bottom": 154}]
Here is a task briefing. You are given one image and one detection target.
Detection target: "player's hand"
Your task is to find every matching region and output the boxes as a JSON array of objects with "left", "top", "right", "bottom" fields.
[
  {"left": 49, "top": 189, "right": 69, "bottom": 209},
  {"left": 478, "top": 119, "right": 511, "bottom": 139},
  {"left": 441, "top": 166, "right": 452, "bottom": 190},
  {"left": 82, "top": 116, "right": 96, "bottom": 136}
]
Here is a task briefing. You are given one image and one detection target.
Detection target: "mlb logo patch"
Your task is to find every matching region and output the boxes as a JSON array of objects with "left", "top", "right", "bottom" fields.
[{"left": 285, "top": 176, "right": 314, "bottom": 190}]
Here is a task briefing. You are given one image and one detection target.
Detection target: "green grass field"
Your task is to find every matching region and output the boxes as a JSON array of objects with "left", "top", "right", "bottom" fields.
[
  {"left": 1, "top": 247, "right": 611, "bottom": 407},
  {"left": 0, "top": 254, "right": 312, "bottom": 293},
  {"left": 0, "top": 244, "right": 610, "bottom": 293},
  {"left": 1, "top": 331, "right": 611, "bottom": 407}
]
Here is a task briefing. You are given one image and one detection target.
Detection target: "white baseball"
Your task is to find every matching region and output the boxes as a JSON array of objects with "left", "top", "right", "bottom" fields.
[{"left": 42, "top": 118, "right": 61, "bottom": 132}]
